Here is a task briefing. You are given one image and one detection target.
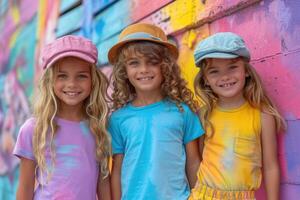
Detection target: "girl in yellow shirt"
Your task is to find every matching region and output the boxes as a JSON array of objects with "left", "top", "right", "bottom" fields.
[{"left": 190, "top": 32, "right": 286, "bottom": 200}]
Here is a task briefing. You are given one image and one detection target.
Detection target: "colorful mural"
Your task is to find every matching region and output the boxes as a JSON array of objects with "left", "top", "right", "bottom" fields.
[
  {"left": 0, "top": 0, "right": 299, "bottom": 199},
  {"left": 0, "top": 0, "right": 36, "bottom": 198}
]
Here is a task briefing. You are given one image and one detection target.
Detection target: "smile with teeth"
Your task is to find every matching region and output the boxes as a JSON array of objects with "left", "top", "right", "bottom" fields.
[
  {"left": 137, "top": 76, "right": 154, "bottom": 81},
  {"left": 219, "top": 82, "right": 236, "bottom": 88},
  {"left": 63, "top": 91, "right": 81, "bottom": 97}
]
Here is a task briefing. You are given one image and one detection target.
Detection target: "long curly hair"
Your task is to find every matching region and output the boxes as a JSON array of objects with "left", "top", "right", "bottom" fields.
[
  {"left": 194, "top": 58, "right": 286, "bottom": 137},
  {"left": 111, "top": 41, "right": 199, "bottom": 112},
  {"left": 32, "top": 62, "right": 111, "bottom": 181}
]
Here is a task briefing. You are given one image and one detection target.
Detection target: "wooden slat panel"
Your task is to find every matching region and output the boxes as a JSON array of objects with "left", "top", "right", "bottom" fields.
[
  {"left": 56, "top": 5, "right": 83, "bottom": 36},
  {"left": 92, "top": 0, "right": 119, "bottom": 14},
  {"left": 92, "top": 0, "right": 173, "bottom": 48},
  {"left": 59, "top": 0, "right": 80, "bottom": 13},
  {"left": 97, "top": 34, "right": 118, "bottom": 65},
  {"left": 92, "top": 0, "right": 130, "bottom": 44}
]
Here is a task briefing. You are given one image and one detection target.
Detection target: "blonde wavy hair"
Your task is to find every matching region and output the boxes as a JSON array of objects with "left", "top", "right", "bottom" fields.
[
  {"left": 32, "top": 61, "right": 111, "bottom": 181},
  {"left": 194, "top": 57, "right": 286, "bottom": 137},
  {"left": 111, "top": 41, "right": 199, "bottom": 112}
]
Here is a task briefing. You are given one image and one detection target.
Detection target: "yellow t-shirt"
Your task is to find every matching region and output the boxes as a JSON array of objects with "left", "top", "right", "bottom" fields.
[{"left": 198, "top": 102, "right": 262, "bottom": 191}]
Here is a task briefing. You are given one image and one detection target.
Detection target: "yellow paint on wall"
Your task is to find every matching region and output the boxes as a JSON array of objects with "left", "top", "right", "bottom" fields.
[
  {"left": 162, "top": 0, "right": 206, "bottom": 32},
  {"left": 178, "top": 42, "right": 199, "bottom": 92},
  {"left": 11, "top": 5, "right": 20, "bottom": 24},
  {"left": 36, "top": 0, "right": 60, "bottom": 40},
  {"left": 158, "top": 0, "right": 209, "bottom": 93},
  {"left": 37, "top": 0, "right": 48, "bottom": 38},
  {"left": 178, "top": 25, "right": 210, "bottom": 92}
]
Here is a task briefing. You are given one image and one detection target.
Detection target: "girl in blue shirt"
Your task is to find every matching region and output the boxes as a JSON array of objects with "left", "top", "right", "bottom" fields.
[{"left": 108, "top": 23, "right": 205, "bottom": 200}]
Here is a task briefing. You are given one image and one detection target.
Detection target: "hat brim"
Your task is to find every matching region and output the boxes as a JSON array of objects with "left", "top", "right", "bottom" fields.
[
  {"left": 195, "top": 52, "right": 239, "bottom": 67},
  {"left": 44, "top": 51, "right": 97, "bottom": 69},
  {"left": 108, "top": 38, "right": 179, "bottom": 64}
]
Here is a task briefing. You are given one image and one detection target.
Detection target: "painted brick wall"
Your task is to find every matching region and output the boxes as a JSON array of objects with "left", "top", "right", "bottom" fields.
[{"left": 0, "top": 0, "right": 299, "bottom": 199}]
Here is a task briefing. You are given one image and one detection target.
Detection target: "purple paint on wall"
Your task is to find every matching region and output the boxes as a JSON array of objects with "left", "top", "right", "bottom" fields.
[
  {"left": 253, "top": 54, "right": 300, "bottom": 120},
  {"left": 280, "top": 120, "right": 300, "bottom": 184},
  {"left": 266, "top": 0, "right": 300, "bottom": 53},
  {"left": 210, "top": 2, "right": 282, "bottom": 60},
  {"left": 20, "top": 0, "right": 37, "bottom": 23},
  {"left": 281, "top": 183, "right": 300, "bottom": 200}
]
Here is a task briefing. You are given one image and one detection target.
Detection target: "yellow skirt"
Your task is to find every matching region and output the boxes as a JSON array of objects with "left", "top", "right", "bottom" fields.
[{"left": 189, "top": 183, "right": 256, "bottom": 200}]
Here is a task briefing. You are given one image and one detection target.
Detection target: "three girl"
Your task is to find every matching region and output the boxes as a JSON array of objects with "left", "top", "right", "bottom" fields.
[
  {"left": 190, "top": 32, "right": 286, "bottom": 200},
  {"left": 107, "top": 23, "right": 204, "bottom": 200},
  {"left": 13, "top": 35, "right": 111, "bottom": 200},
  {"left": 13, "top": 25, "right": 285, "bottom": 200}
]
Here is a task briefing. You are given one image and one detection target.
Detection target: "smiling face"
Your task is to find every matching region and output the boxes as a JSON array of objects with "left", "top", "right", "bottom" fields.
[
  {"left": 125, "top": 53, "right": 163, "bottom": 98},
  {"left": 204, "top": 58, "right": 248, "bottom": 105},
  {"left": 53, "top": 57, "right": 92, "bottom": 111}
]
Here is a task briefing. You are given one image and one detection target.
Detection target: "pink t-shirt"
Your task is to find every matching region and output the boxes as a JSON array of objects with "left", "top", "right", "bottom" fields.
[{"left": 13, "top": 117, "right": 99, "bottom": 200}]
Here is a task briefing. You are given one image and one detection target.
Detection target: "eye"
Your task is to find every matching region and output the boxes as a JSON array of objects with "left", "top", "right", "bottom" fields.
[
  {"left": 127, "top": 60, "right": 139, "bottom": 67},
  {"left": 148, "top": 59, "right": 160, "bottom": 65},
  {"left": 229, "top": 65, "right": 238, "bottom": 70},
  {"left": 78, "top": 74, "right": 89, "bottom": 79},
  {"left": 57, "top": 73, "right": 67, "bottom": 79},
  {"left": 207, "top": 69, "right": 218, "bottom": 75}
]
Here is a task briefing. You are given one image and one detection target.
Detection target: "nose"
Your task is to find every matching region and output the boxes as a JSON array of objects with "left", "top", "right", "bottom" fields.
[
  {"left": 66, "top": 77, "right": 77, "bottom": 88},
  {"left": 220, "top": 71, "right": 230, "bottom": 81},
  {"left": 140, "top": 63, "right": 149, "bottom": 73}
]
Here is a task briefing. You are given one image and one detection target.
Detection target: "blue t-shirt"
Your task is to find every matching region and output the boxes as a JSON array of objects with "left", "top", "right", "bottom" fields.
[{"left": 108, "top": 99, "right": 204, "bottom": 200}]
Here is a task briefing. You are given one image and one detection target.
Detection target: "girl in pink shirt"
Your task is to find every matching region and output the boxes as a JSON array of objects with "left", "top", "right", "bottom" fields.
[{"left": 13, "top": 35, "right": 111, "bottom": 200}]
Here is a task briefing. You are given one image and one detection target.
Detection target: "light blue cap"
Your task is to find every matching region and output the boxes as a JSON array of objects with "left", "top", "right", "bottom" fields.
[{"left": 194, "top": 32, "right": 251, "bottom": 67}]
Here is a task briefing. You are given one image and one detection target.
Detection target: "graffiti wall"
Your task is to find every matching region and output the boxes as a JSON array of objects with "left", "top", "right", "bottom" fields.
[
  {"left": 0, "top": 0, "right": 36, "bottom": 198},
  {"left": 0, "top": 0, "right": 299, "bottom": 199}
]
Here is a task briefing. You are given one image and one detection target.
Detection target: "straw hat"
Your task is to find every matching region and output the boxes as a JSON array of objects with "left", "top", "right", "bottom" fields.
[{"left": 108, "top": 23, "right": 178, "bottom": 64}]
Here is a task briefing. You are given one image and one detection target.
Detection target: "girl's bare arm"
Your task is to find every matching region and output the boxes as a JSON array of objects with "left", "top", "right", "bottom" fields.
[
  {"left": 111, "top": 154, "right": 124, "bottom": 200},
  {"left": 16, "top": 157, "right": 36, "bottom": 200},
  {"left": 261, "top": 112, "right": 280, "bottom": 200},
  {"left": 97, "top": 171, "right": 112, "bottom": 200},
  {"left": 186, "top": 138, "right": 201, "bottom": 188}
]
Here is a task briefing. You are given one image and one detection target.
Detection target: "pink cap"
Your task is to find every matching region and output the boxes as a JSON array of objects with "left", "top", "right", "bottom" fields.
[{"left": 41, "top": 35, "right": 98, "bottom": 69}]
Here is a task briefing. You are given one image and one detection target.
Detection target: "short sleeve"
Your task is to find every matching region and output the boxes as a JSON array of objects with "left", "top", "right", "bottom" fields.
[
  {"left": 108, "top": 114, "right": 125, "bottom": 155},
  {"left": 13, "top": 118, "right": 36, "bottom": 161},
  {"left": 183, "top": 105, "right": 205, "bottom": 144}
]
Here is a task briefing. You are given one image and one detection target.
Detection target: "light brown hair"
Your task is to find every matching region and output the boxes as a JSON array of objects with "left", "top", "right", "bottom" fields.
[{"left": 111, "top": 41, "right": 199, "bottom": 112}]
